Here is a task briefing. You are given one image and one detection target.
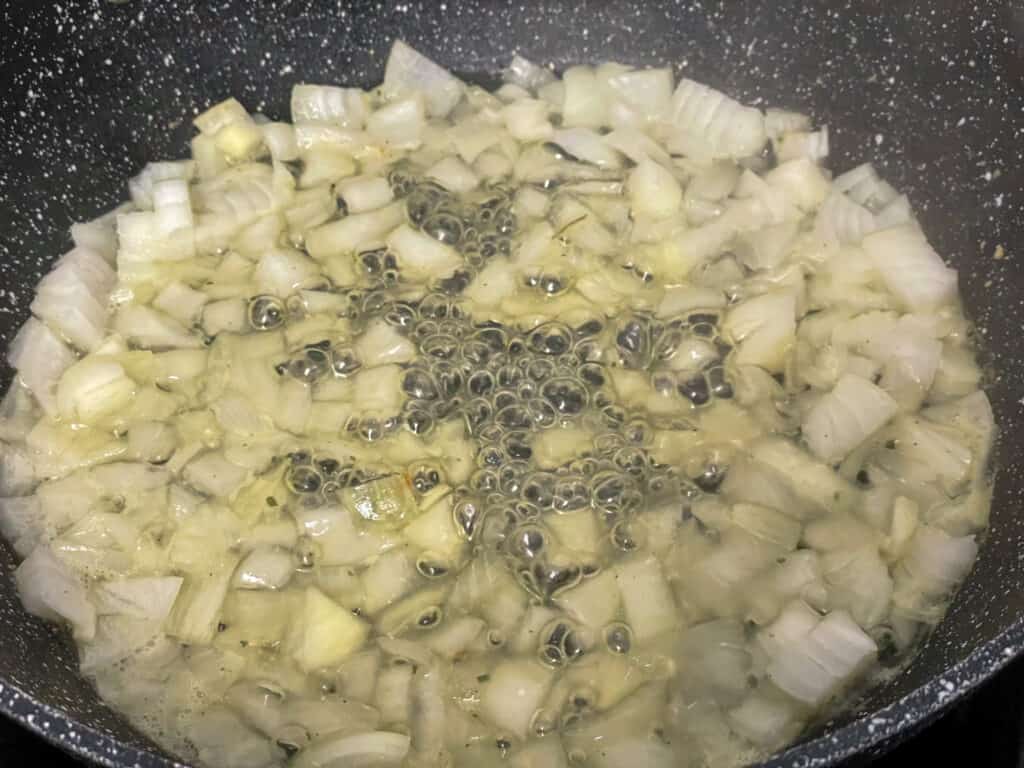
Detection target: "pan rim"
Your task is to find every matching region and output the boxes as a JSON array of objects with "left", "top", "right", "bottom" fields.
[
  {"left": 758, "top": 617, "right": 1024, "bottom": 766},
  {"left": 0, "top": 4, "right": 1019, "bottom": 764}
]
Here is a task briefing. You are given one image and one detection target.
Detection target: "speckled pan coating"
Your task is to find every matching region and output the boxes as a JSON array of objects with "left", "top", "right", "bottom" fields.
[{"left": 0, "top": 1, "right": 1022, "bottom": 766}]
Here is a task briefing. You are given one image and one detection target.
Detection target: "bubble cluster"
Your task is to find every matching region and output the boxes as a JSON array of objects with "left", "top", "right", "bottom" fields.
[
  {"left": 264, "top": 174, "right": 733, "bottom": 624},
  {"left": 519, "top": 555, "right": 583, "bottom": 601},
  {"left": 344, "top": 413, "right": 400, "bottom": 443},
  {"left": 389, "top": 169, "right": 518, "bottom": 279},
  {"left": 396, "top": 310, "right": 602, "bottom": 450},
  {"left": 284, "top": 451, "right": 366, "bottom": 509},
  {"left": 279, "top": 341, "right": 330, "bottom": 383},
  {"left": 358, "top": 247, "right": 399, "bottom": 286},
  {"left": 383, "top": 305, "right": 703, "bottom": 602},
  {"left": 408, "top": 461, "right": 444, "bottom": 494},
  {"left": 538, "top": 618, "right": 586, "bottom": 667},
  {"left": 612, "top": 312, "right": 735, "bottom": 406},
  {"left": 524, "top": 272, "right": 569, "bottom": 296}
]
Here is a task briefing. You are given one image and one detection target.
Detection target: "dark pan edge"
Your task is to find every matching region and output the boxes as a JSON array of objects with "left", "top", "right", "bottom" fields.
[
  {"left": 0, "top": 678, "right": 182, "bottom": 768},
  {"left": 760, "top": 618, "right": 1024, "bottom": 767}
]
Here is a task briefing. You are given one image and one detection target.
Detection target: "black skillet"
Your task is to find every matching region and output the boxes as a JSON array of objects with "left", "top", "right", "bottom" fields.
[{"left": 0, "top": 1, "right": 1022, "bottom": 765}]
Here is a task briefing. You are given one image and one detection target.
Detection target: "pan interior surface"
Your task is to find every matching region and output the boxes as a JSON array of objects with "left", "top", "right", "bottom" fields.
[{"left": 0, "top": 2, "right": 1022, "bottom": 766}]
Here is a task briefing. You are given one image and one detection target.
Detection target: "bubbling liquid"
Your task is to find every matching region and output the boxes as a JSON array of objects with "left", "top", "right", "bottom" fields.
[{"left": 1, "top": 46, "right": 994, "bottom": 768}]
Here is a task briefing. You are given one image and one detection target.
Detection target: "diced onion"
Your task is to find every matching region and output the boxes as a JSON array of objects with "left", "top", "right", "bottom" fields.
[
  {"left": 114, "top": 305, "right": 202, "bottom": 349},
  {"left": 561, "top": 66, "right": 607, "bottom": 128},
  {"left": 93, "top": 576, "right": 183, "bottom": 620},
  {"left": 152, "top": 281, "right": 209, "bottom": 325},
  {"left": 802, "top": 374, "right": 899, "bottom": 463},
  {"left": 550, "top": 127, "right": 622, "bottom": 168},
  {"left": 15, "top": 545, "right": 97, "bottom": 640},
  {"left": 386, "top": 224, "right": 463, "bottom": 281},
  {"left": 425, "top": 156, "right": 480, "bottom": 193},
  {"left": 291, "top": 84, "right": 369, "bottom": 128},
  {"left": 337, "top": 176, "right": 395, "bottom": 214},
  {"left": 233, "top": 547, "right": 295, "bottom": 590},
  {"left": 383, "top": 40, "right": 464, "bottom": 118},
  {"left": 293, "top": 730, "right": 410, "bottom": 768},
  {"left": 30, "top": 247, "right": 115, "bottom": 352},
  {"left": 764, "top": 108, "right": 812, "bottom": 139},
  {"left": 627, "top": 159, "right": 683, "bottom": 219},
  {"left": 606, "top": 67, "right": 674, "bottom": 124},
  {"left": 0, "top": 496, "right": 43, "bottom": 557},
  {"left": 667, "top": 78, "right": 766, "bottom": 160},
  {"left": 7, "top": 318, "right": 77, "bottom": 417},
  {"left": 0, "top": 41, "right": 994, "bottom": 768},
  {"left": 503, "top": 54, "right": 555, "bottom": 92},
  {"left": 479, "top": 658, "right": 555, "bottom": 739},
  {"left": 862, "top": 225, "right": 958, "bottom": 311},
  {"left": 306, "top": 202, "right": 404, "bottom": 260},
  {"left": 183, "top": 451, "right": 248, "bottom": 497},
  {"left": 503, "top": 98, "right": 554, "bottom": 142},
  {"left": 56, "top": 356, "right": 136, "bottom": 425},
  {"left": 259, "top": 121, "right": 300, "bottom": 162},
  {"left": 724, "top": 290, "right": 797, "bottom": 372},
  {"left": 253, "top": 247, "right": 321, "bottom": 297},
  {"left": 616, "top": 555, "right": 678, "bottom": 642}
]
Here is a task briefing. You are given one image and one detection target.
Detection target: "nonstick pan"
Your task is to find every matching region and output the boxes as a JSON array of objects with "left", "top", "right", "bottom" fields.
[{"left": 0, "top": 1, "right": 1022, "bottom": 766}]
